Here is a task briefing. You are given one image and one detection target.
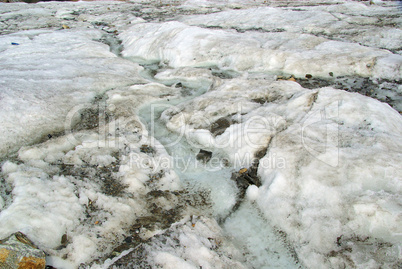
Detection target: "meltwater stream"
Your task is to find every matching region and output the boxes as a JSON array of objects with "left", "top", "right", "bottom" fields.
[{"left": 137, "top": 81, "right": 301, "bottom": 268}]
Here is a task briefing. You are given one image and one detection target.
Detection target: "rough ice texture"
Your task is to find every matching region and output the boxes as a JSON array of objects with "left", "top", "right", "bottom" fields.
[
  {"left": 0, "top": 1, "right": 401, "bottom": 269},
  {"left": 161, "top": 76, "right": 402, "bottom": 268},
  {"left": 0, "top": 83, "right": 185, "bottom": 267},
  {"left": 121, "top": 21, "right": 401, "bottom": 80},
  {"left": 0, "top": 29, "right": 146, "bottom": 158},
  {"left": 180, "top": 3, "right": 402, "bottom": 52}
]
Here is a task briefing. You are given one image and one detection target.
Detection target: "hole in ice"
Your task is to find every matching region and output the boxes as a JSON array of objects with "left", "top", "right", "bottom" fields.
[{"left": 196, "top": 149, "right": 212, "bottom": 163}]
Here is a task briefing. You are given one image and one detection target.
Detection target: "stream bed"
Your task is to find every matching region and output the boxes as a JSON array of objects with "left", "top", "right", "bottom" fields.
[{"left": 136, "top": 75, "right": 301, "bottom": 268}]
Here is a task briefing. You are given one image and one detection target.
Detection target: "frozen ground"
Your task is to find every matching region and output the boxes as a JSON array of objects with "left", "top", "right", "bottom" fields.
[{"left": 0, "top": 1, "right": 401, "bottom": 269}]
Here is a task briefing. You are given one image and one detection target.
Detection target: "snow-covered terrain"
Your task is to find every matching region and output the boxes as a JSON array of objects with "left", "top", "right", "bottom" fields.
[{"left": 0, "top": 1, "right": 401, "bottom": 269}]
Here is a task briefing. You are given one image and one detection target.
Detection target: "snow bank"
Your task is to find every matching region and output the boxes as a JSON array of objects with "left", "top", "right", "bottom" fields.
[
  {"left": 255, "top": 87, "right": 402, "bottom": 268},
  {"left": 161, "top": 75, "right": 402, "bottom": 268},
  {"left": 121, "top": 21, "right": 401, "bottom": 80},
  {"left": 181, "top": 6, "right": 345, "bottom": 34}
]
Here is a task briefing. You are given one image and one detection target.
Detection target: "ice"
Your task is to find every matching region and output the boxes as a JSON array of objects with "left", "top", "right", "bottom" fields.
[
  {"left": 160, "top": 76, "right": 402, "bottom": 267},
  {"left": 0, "top": 172, "right": 83, "bottom": 249},
  {"left": 142, "top": 216, "right": 246, "bottom": 269},
  {"left": 224, "top": 201, "right": 299, "bottom": 269},
  {"left": 154, "top": 67, "right": 214, "bottom": 89},
  {"left": 121, "top": 21, "right": 401, "bottom": 79},
  {"left": 0, "top": 1, "right": 401, "bottom": 268},
  {"left": 181, "top": 2, "right": 402, "bottom": 53},
  {"left": 0, "top": 1, "right": 141, "bottom": 35},
  {"left": 0, "top": 28, "right": 146, "bottom": 158}
]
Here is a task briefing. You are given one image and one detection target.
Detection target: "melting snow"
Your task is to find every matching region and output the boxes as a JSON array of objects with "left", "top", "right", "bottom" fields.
[{"left": 0, "top": 1, "right": 401, "bottom": 269}]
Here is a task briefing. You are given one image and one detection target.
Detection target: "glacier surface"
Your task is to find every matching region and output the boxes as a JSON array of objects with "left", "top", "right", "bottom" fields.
[{"left": 0, "top": 1, "right": 401, "bottom": 269}]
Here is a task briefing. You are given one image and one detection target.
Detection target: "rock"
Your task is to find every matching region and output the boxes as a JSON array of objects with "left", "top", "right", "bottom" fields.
[
  {"left": 231, "top": 166, "right": 261, "bottom": 191},
  {"left": 0, "top": 232, "right": 46, "bottom": 269},
  {"left": 277, "top": 75, "right": 297, "bottom": 82},
  {"left": 196, "top": 149, "right": 212, "bottom": 163},
  {"left": 209, "top": 117, "right": 233, "bottom": 136},
  {"left": 140, "top": 144, "right": 154, "bottom": 155}
]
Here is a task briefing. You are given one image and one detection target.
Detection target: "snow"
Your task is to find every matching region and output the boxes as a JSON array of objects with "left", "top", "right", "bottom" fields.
[
  {"left": 245, "top": 185, "right": 259, "bottom": 201},
  {"left": 121, "top": 21, "right": 401, "bottom": 79},
  {"left": 0, "top": 28, "right": 146, "bottom": 158},
  {"left": 0, "top": 100, "right": 186, "bottom": 267},
  {"left": 180, "top": 2, "right": 402, "bottom": 52},
  {"left": 224, "top": 201, "right": 299, "bottom": 269},
  {"left": 0, "top": 1, "right": 401, "bottom": 269},
  {"left": 1, "top": 172, "right": 83, "bottom": 249},
  {"left": 144, "top": 216, "right": 246, "bottom": 269},
  {"left": 159, "top": 75, "right": 402, "bottom": 267}
]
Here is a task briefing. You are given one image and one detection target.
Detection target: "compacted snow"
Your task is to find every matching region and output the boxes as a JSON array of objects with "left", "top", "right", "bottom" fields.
[{"left": 0, "top": 1, "right": 401, "bottom": 269}]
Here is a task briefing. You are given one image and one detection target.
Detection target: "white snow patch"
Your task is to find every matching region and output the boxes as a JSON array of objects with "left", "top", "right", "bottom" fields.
[
  {"left": 1, "top": 161, "right": 19, "bottom": 175},
  {"left": 121, "top": 21, "right": 398, "bottom": 79},
  {"left": 146, "top": 217, "right": 246, "bottom": 269},
  {"left": 245, "top": 185, "right": 259, "bottom": 201},
  {"left": 0, "top": 29, "right": 146, "bottom": 158}
]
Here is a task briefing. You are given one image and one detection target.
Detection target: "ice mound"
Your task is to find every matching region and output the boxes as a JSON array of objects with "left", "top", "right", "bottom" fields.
[
  {"left": 121, "top": 21, "right": 401, "bottom": 80},
  {"left": 161, "top": 75, "right": 402, "bottom": 268}
]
